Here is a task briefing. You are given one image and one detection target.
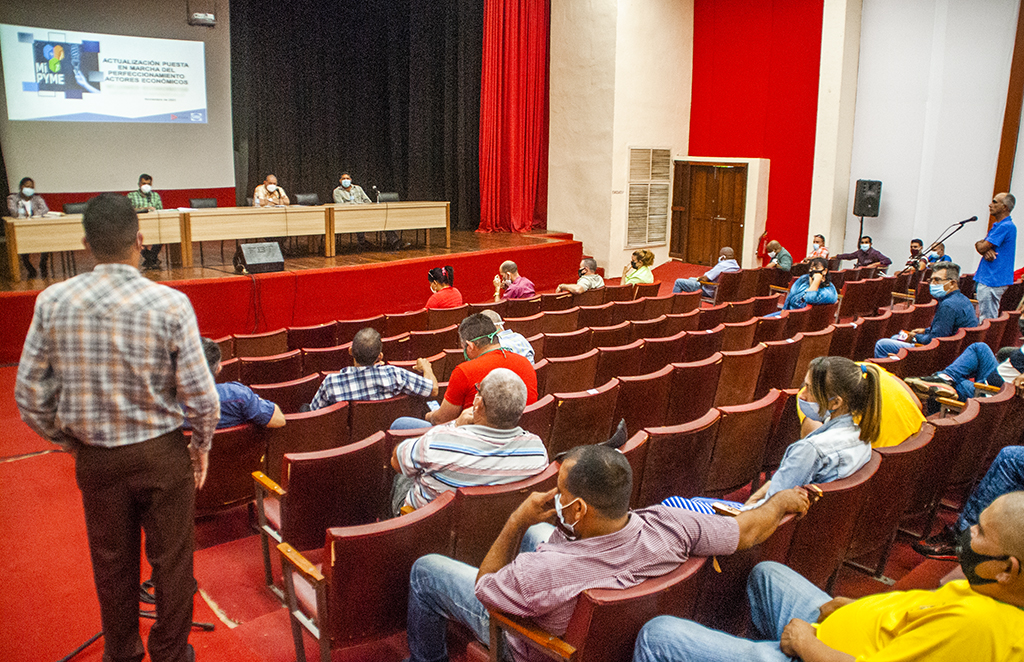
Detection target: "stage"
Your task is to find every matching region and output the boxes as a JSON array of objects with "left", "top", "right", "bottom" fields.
[{"left": 0, "top": 230, "right": 584, "bottom": 364}]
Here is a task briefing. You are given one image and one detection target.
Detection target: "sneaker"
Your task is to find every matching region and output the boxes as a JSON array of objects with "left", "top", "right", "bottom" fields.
[
  {"left": 905, "top": 373, "right": 957, "bottom": 399},
  {"left": 911, "top": 525, "right": 958, "bottom": 560}
]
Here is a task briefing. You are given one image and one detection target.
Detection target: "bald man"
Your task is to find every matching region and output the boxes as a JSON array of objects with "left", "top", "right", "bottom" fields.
[{"left": 673, "top": 247, "right": 740, "bottom": 298}]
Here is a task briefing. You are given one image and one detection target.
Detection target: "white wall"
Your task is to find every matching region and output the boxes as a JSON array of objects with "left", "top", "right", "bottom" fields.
[
  {"left": 608, "top": 0, "right": 693, "bottom": 276},
  {"left": 846, "top": 0, "right": 1018, "bottom": 273},
  {"left": 0, "top": 0, "right": 234, "bottom": 193},
  {"left": 547, "top": 0, "right": 694, "bottom": 276},
  {"left": 547, "top": 0, "right": 618, "bottom": 267}
]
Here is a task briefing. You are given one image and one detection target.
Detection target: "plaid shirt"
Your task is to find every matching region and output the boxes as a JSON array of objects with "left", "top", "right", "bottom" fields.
[
  {"left": 310, "top": 363, "right": 433, "bottom": 410},
  {"left": 126, "top": 189, "right": 163, "bottom": 210},
  {"left": 15, "top": 264, "right": 220, "bottom": 452},
  {"left": 498, "top": 329, "right": 535, "bottom": 363}
]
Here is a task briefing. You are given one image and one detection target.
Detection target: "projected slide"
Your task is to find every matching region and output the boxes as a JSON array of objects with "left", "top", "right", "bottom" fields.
[{"left": 0, "top": 24, "right": 207, "bottom": 123}]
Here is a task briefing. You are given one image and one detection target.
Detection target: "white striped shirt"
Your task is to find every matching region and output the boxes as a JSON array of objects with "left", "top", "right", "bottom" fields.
[{"left": 395, "top": 423, "right": 548, "bottom": 509}]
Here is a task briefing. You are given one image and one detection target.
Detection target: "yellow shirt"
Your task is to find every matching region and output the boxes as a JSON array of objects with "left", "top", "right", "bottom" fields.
[
  {"left": 815, "top": 580, "right": 1024, "bottom": 662},
  {"left": 623, "top": 265, "right": 654, "bottom": 284},
  {"left": 796, "top": 365, "right": 924, "bottom": 449}
]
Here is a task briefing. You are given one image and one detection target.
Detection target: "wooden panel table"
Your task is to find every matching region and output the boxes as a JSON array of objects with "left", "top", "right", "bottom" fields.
[
  {"left": 330, "top": 201, "right": 450, "bottom": 248},
  {"left": 5, "top": 210, "right": 182, "bottom": 281},
  {"left": 181, "top": 206, "right": 334, "bottom": 267}
]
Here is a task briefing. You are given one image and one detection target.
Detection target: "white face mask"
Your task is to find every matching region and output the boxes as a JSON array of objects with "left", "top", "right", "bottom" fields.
[
  {"left": 554, "top": 493, "right": 584, "bottom": 539},
  {"left": 140, "top": 184, "right": 152, "bottom": 194},
  {"left": 341, "top": 179, "right": 352, "bottom": 188},
  {"left": 266, "top": 184, "right": 277, "bottom": 192},
  {"left": 21, "top": 187, "right": 34, "bottom": 197},
  {"left": 718, "top": 255, "right": 726, "bottom": 263},
  {"left": 768, "top": 251, "right": 776, "bottom": 258}
]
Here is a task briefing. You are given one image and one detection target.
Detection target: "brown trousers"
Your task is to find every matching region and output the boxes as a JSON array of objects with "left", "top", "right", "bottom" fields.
[{"left": 74, "top": 429, "right": 195, "bottom": 662}]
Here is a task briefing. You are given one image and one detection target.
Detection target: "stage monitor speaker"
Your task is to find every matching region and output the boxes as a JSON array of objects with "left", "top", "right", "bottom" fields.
[
  {"left": 234, "top": 242, "right": 284, "bottom": 274},
  {"left": 853, "top": 179, "right": 882, "bottom": 217}
]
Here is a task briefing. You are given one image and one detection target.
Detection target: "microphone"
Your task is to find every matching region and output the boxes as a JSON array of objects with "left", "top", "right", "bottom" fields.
[{"left": 958, "top": 216, "right": 979, "bottom": 225}]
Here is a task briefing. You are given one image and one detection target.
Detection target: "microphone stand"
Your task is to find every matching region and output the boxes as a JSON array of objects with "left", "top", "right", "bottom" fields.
[{"left": 895, "top": 218, "right": 978, "bottom": 276}]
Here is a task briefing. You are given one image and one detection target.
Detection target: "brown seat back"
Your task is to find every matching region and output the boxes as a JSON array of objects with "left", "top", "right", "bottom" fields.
[
  {"left": 427, "top": 304, "right": 469, "bottom": 330},
  {"left": 191, "top": 425, "right": 264, "bottom": 515},
  {"left": 643, "top": 294, "right": 675, "bottom": 319},
  {"left": 261, "top": 401, "right": 350, "bottom": 484},
  {"left": 239, "top": 349, "right": 304, "bottom": 386},
  {"left": 641, "top": 330, "right": 687, "bottom": 373},
  {"left": 762, "top": 388, "right": 800, "bottom": 474},
  {"left": 578, "top": 302, "right": 614, "bottom": 328},
  {"left": 671, "top": 290, "right": 702, "bottom": 314},
  {"left": 984, "top": 312, "right": 1010, "bottom": 352},
  {"left": 752, "top": 310, "right": 789, "bottom": 344},
  {"left": 762, "top": 453, "right": 881, "bottom": 590},
  {"left": 542, "top": 348, "right": 600, "bottom": 394},
  {"left": 704, "top": 389, "right": 782, "bottom": 496},
  {"left": 504, "top": 297, "right": 543, "bottom": 319},
  {"left": 518, "top": 394, "right": 558, "bottom": 446},
  {"left": 663, "top": 309, "right": 701, "bottom": 335},
  {"left": 845, "top": 425, "right": 934, "bottom": 575},
  {"left": 945, "top": 385, "right": 1015, "bottom": 500},
  {"left": 681, "top": 324, "right": 726, "bottom": 363},
  {"left": 959, "top": 320, "right": 991, "bottom": 350},
  {"left": 714, "top": 345, "right": 766, "bottom": 407},
  {"left": 450, "top": 464, "right": 559, "bottom": 566},
  {"left": 638, "top": 410, "right": 721, "bottom": 506},
  {"left": 542, "top": 327, "right": 594, "bottom": 358},
  {"left": 540, "top": 292, "right": 575, "bottom": 311},
  {"left": 287, "top": 321, "right": 338, "bottom": 350},
  {"left": 608, "top": 299, "right": 647, "bottom": 326},
  {"left": 602, "top": 283, "right": 635, "bottom": 303},
  {"left": 896, "top": 338, "right": 940, "bottom": 378},
  {"left": 665, "top": 353, "right": 723, "bottom": 426},
  {"left": 250, "top": 373, "right": 325, "bottom": 415},
  {"left": 405, "top": 325, "right": 459, "bottom": 359},
  {"left": 784, "top": 305, "right": 812, "bottom": 336},
  {"left": 884, "top": 305, "right": 916, "bottom": 338},
  {"left": 468, "top": 300, "right": 508, "bottom": 317},
  {"left": 630, "top": 315, "right": 670, "bottom": 341},
  {"left": 709, "top": 269, "right": 744, "bottom": 304},
  {"left": 214, "top": 335, "right": 235, "bottom": 361},
  {"left": 279, "top": 431, "right": 390, "bottom": 549},
  {"left": 751, "top": 293, "right": 783, "bottom": 317},
  {"left": 233, "top": 328, "right": 288, "bottom": 358},
  {"left": 322, "top": 490, "right": 456, "bottom": 646},
  {"left": 613, "top": 364, "right": 673, "bottom": 434},
  {"left": 634, "top": 282, "right": 661, "bottom": 300},
  {"left": 596, "top": 339, "right": 646, "bottom": 385},
  {"left": 541, "top": 307, "right": 581, "bottom": 334},
  {"left": 697, "top": 303, "right": 728, "bottom": 330},
  {"left": 724, "top": 297, "right": 755, "bottom": 323},
  {"left": 790, "top": 326, "right": 834, "bottom": 389},
  {"left": 547, "top": 380, "right": 621, "bottom": 457},
  {"left": 383, "top": 308, "right": 429, "bottom": 336},
  {"left": 216, "top": 357, "right": 240, "bottom": 383},
  {"left": 336, "top": 314, "right": 386, "bottom": 346},
  {"left": 504, "top": 312, "right": 545, "bottom": 338},
  {"left": 302, "top": 343, "right": 353, "bottom": 373},
  {"left": 829, "top": 320, "right": 862, "bottom": 360},
  {"left": 851, "top": 310, "right": 892, "bottom": 361},
  {"left": 805, "top": 302, "right": 839, "bottom": 331},
  {"left": 573, "top": 288, "right": 606, "bottom": 307},
  {"left": 349, "top": 395, "right": 425, "bottom": 445},
  {"left": 589, "top": 320, "right": 632, "bottom": 348},
  {"left": 907, "top": 300, "right": 937, "bottom": 330},
  {"left": 754, "top": 334, "right": 804, "bottom": 398},
  {"left": 720, "top": 317, "right": 759, "bottom": 351}
]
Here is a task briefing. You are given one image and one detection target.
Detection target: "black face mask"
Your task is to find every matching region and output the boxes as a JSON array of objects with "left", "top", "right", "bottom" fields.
[
  {"left": 956, "top": 527, "right": 1009, "bottom": 586},
  {"left": 578, "top": 268, "right": 586, "bottom": 278}
]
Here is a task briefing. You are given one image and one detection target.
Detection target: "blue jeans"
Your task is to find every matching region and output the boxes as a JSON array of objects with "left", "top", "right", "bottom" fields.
[
  {"left": 674, "top": 278, "right": 701, "bottom": 294},
  {"left": 941, "top": 342, "right": 1004, "bottom": 401},
  {"left": 874, "top": 337, "right": 914, "bottom": 358},
  {"left": 633, "top": 562, "right": 829, "bottom": 662},
  {"left": 391, "top": 416, "right": 433, "bottom": 430},
  {"left": 957, "top": 446, "right": 1024, "bottom": 532},
  {"left": 976, "top": 284, "right": 1006, "bottom": 321},
  {"left": 406, "top": 523, "right": 555, "bottom": 662}
]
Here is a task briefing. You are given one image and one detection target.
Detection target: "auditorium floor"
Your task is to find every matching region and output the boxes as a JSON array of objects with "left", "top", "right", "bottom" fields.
[{"left": 0, "top": 229, "right": 571, "bottom": 292}]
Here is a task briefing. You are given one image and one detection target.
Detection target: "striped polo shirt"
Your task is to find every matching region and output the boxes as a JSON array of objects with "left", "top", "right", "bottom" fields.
[{"left": 395, "top": 422, "right": 549, "bottom": 510}]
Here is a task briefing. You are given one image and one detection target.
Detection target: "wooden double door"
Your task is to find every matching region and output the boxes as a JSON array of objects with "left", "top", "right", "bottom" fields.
[{"left": 670, "top": 161, "right": 747, "bottom": 267}]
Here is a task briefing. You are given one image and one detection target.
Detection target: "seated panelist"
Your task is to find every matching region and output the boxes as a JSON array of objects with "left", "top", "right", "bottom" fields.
[
  {"left": 253, "top": 174, "right": 290, "bottom": 207},
  {"left": 334, "top": 171, "right": 406, "bottom": 251},
  {"left": 7, "top": 176, "right": 51, "bottom": 279}
]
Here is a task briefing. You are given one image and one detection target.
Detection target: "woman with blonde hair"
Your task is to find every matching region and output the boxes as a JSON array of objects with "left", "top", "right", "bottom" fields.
[{"left": 622, "top": 249, "right": 655, "bottom": 284}]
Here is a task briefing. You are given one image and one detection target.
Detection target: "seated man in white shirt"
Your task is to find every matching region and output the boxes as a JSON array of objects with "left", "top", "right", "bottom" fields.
[
  {"left": 480, "top": 309, "right": 535, "bottom": 363},
  {"left": 556, "top": 258, "right": 604, "bottom": 294},
  {"left": 673, "top": 246, "right": 740, "bottom": 297}
]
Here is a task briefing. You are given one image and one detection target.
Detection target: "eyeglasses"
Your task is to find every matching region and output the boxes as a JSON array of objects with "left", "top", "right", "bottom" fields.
[{"left": 930, "top": 276, "right": 952, "bottom": 284}]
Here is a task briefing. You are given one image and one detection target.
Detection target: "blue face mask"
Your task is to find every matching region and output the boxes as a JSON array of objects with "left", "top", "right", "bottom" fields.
[
  {"left": 930, "top": 283, "right": 948, "bottom": 299},
  {"left": 798, "top": 396, "right": 828, "bottom": 422},
  {"left": 860, "top": 243, "right": 870, "bottom": 252}
]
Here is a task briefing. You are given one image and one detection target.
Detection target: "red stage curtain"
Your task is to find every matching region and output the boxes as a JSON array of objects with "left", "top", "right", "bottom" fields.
[{"left": 478, "top": 0, "right": 550, "bottom": 233}]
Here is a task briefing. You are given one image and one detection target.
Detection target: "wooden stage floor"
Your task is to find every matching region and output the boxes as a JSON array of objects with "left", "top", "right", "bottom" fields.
[{"left": 0, "top": 229, "right": 571, "bottom": 292}]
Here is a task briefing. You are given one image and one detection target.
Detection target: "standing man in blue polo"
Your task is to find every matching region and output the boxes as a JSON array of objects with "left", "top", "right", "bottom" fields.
[{"left": 974, "top": 192, "right": 1017, "bottom": 320}]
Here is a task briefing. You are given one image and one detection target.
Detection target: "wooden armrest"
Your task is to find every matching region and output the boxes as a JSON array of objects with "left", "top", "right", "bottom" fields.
[
  {"left": 253, "top": 470, "right": 286, "bottom": 497},
  {"left": 489, "top": 610, "right": 577, "bottom": 662},
  {"left": 277, "top": 542, "right": 324, "bottom": 583},
  {"left": 936, "top": 396, "right": 966, "bottom": 411},
  {"left": 768, "top": 285, "right": 790, "bottom": 294},
  {"left": 891, "top": 291, "right": 915, "bottom": 301},
  {"left": 698, "top": 279, "right": 716, "bottom": 287},
  {"left": 974, "top": 382, "right": 1002, "bottom": 394}
]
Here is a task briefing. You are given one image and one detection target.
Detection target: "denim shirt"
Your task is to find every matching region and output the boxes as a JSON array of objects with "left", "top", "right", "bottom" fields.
[{"left": 749, "top": 413, "right": 871, "bottom": 508}]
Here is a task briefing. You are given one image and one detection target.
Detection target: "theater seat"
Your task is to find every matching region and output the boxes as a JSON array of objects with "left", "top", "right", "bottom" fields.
[
  {"left": 637, "top": 409, "right": 721, "bottom": 507},
  {"left": 259, "top": 401, "right": 350, "bottom": 483},
  {"left": 250, "top": 373, "right": 325, "bottom": 415},
  {"left": 547, "top": 380, "right": 620, "bottom": 457}
]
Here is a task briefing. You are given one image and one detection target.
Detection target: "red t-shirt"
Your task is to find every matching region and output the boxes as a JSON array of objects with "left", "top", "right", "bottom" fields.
[
  {"left": 426, "top": 287, "right": 464, "bottom": 309},
  {"left": 445, "top": 348, "right": 538, "bottom": 410}
]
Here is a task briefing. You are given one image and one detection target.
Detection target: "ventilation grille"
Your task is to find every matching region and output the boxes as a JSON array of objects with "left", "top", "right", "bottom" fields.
[{"left": 627, "top": 148, "right": 671, "bottom": 247}]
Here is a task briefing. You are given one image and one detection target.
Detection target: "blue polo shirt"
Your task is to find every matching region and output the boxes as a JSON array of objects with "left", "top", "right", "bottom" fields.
[
  {"left": 183, "top": 381, "right": 276, "bottom": 429},
  {"left": 975, "top": 216, "right": 1016, "bottom": 287}
]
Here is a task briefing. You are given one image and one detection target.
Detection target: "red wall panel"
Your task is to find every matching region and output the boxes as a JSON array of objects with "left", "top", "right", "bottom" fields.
[{"left": 690, "top": 0, "right": 824, "bottom": 262}]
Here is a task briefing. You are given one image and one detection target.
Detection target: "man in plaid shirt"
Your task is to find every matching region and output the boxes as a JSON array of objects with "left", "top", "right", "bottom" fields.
[
  {"left": 126, "top": 173, "right": 164, "bottom": 270},
  {"left": 309, "top": 327, "right": 438, "bottom": 410},
  {"left": 15, "top": 193, "right": 219, "bottom": 662}
]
